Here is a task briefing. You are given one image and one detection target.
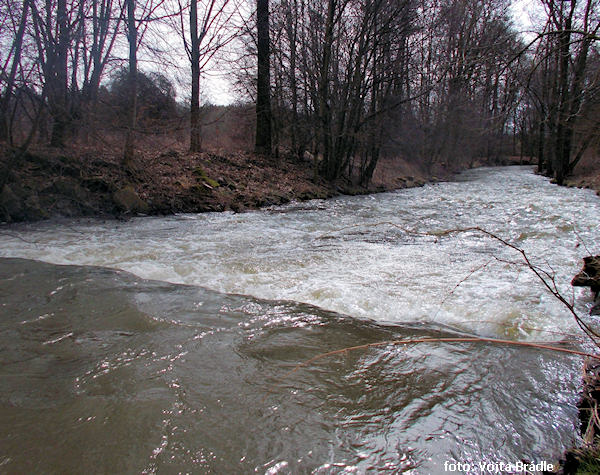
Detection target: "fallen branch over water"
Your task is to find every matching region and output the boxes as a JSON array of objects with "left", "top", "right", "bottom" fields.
[
  {"left": 319, "top": 223, "right": 600, "bottom": 348},
  {"left": 280, "top": 336, "right": 600, "bottom": 383},
  {"left": 436, "top": 227, "right": 600, "bottom": 348},
  {"left": 465, "top": 318, "right": 586, "bottom": 340},
  {"left": 304, "top": 225, "right": 600, "bottom": 470}
]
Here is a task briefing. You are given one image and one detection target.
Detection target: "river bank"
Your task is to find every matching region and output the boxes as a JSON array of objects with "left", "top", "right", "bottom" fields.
[
  {"left": 550, "top": 358, "right": 600, "bottom": 475},
  {"left": 551, "top": 256, "right": 600, "bottom": 474},
  {"left": 566, "top": 171, "right": 600, "bottom": 195},
  {"left": 564, "top": 153, "right": 600, "bottom": 195},
  {"left": 0, "top": 145, "right": 438, "bottom": 223}
]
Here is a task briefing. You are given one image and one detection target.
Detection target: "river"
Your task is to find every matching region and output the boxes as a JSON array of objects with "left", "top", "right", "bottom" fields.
[{"left": 1, "top": 166, "right": 599, "bottom": 473}]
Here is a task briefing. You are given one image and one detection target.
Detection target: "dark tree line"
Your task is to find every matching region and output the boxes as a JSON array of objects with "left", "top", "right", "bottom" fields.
[
  {"left": 250, "top": 0, "right": 528, "bottom": 183},
  {"left": 0, "top": 0, "right": 236, "bottom": 160},
  {"left": 519, "top": 0, "right": 600, "bottom": 185},
  {"left": 251, "top": 0, "right": 599, "bottom": 185}
]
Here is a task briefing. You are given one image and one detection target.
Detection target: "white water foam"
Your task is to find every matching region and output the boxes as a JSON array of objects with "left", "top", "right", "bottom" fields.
[{"left": 1, "top": 167, "right": 598, "bottom": 340}]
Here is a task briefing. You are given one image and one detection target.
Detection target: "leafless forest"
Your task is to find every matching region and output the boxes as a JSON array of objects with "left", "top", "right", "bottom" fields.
[{"left": 0, "top": 0, "right": 598, "bottom": 187}]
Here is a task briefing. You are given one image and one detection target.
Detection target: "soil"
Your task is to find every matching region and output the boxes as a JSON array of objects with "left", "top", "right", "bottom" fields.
[
  {"left": 566, "top": 171, "right": 600, "bottom": 195},
  {"left": 0, "top": 145, "right": 438, "bottom": 223},
  {"left": 565, "top": 152, "right": 600, "bottom": 195}
]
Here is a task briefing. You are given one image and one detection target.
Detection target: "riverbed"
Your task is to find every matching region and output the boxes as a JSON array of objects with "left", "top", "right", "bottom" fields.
[{"left": 1, "top": 166, "right": 599, "bottom": 473}]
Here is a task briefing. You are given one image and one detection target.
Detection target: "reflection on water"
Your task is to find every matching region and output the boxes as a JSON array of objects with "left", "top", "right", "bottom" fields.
[
  {"left": 1, "top": 166, "right": 599, "bottom": 472},
  {"left": 0, "top": 258, "right": 581, "bottom": 473}
]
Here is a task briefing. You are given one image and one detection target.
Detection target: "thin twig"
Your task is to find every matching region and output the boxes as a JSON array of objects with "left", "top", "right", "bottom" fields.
[
  {"left": 276, "top": 337, "right": 600, "bottom": 390},
  {"left": 439, "top": 227, "right": 600, "bottom": 347},
  {"left": 432, "top": 258, "right": 494, "bottom": 320},
  {"left": 0, "top": 230, "right": 39, "bottom": 247},
  {"left": 572, "top": 224, "right": 594, "bottom": 257},
  {"left": 318, "top": 222, "right": 600, "bottom": 346},
  {"left": 464, "top": 319, "right": 585, "bottom": 340}
]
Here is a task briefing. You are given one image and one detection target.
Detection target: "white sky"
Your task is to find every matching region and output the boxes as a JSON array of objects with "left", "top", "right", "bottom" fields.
[{"left": 510, "top": 0, "right": 545, "bottom": 35}]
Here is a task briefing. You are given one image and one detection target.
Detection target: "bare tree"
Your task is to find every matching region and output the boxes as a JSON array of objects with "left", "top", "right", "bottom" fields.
[
  {"left": 27, "top": 0, "right": 76, "bottom": 147},
  {"left": 255, "top": 0, "right": 272, "bottom": 154},
  {"left": 123, "top": 0, "right": 138, "bottom": 165},
  {"left": 176, "top": 0, "right": 236, "bottom": 152},
  {"left": 0, "top": 0, "right": 30, "bottom": 144},
  {"left": 81, "top": 0, "right": 124, "bottom": 105},
  {"left": 525, "top": 0, "right": 600, "bottom": 184}
]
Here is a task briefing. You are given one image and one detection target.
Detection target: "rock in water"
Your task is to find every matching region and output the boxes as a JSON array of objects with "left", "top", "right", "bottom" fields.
[
  {"left": 572, "top": 256, "right": 600, "bottom": 315},
  {"left": 113, "top": 186, "right": 149, "bottom": 214},
  {"left": 0, "top": 184, "right": 23, "bottom": 220},
  {"left": 572, "top": 256, "right": 600, "bottom": 292}
]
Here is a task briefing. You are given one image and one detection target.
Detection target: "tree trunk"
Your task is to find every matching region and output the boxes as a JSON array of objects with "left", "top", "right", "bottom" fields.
[
  {"left": 189, "top": 0, "right": 202, "bottom": 152},
  {"left": 564, "top": 30, "right": 593, "bottom": 176},
  {"left": 255, "top": 0, "right": 272, "bottom": 154},
  {"left": 49, "top": 0, "right": 69, "bottom": 147},
  {"left": 537, "top": 109, "right": 545, "bottom": 173},
  {"left": 553, "top": 0, "right": 575, "bottom": 185},
  {"left": 318, "top": 0, "right": 336, "bottom": 179},
  {"left": 0, "top": 0, "right": 30, "bottom": 144},
  {"left": 284, "top": 0, "right": 300, "bottom": 158},
  {"left": 123, "top": 0, "right": 137, "bottom": 166}
]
